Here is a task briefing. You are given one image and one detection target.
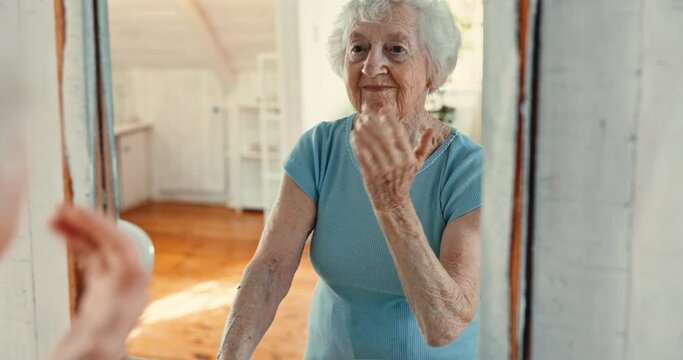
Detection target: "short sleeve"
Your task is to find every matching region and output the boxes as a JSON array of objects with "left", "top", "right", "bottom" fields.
[
  {"left": 442, "top": 146, "right": 484, "bottom": 223},
  {"left": 283, "top": 124, "right": 328, "bottom": 203}
]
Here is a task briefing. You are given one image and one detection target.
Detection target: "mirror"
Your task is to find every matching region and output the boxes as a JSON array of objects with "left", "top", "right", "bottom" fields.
[
  {"left": 7, "top": 0, "right": 682, "bottom": 358},
  {"left": 106, "top": 0, "right": 484, "bottom": 358}
]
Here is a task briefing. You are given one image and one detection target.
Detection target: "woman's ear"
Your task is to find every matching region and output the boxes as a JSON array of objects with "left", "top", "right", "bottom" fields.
[
  {"left": 426, "top": 61, "right": 440, "bottom": 92},
  {"left": 425, "top": 67, "right": 435, "bottom": 92}
]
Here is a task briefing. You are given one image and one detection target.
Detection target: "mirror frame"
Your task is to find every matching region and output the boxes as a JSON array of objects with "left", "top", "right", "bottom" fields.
[
  {"left": 56, "top": 0, "right": 120, "bottom": 314},
  {"left": 54, "top": 0, "right": 543, "bottom": 358}
]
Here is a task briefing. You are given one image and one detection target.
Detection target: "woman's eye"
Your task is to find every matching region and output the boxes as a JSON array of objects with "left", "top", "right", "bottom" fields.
[
  {"left": 351, "top": 45, "right": 366, "bottom": 53},
  {"left": 391, "top": 45, "right": 406, "bottom": 54}
]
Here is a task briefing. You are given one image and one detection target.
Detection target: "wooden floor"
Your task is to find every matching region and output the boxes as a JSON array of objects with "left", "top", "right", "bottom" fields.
[{"left": 122, "top": 202, "right": 317, "bottom": 360}]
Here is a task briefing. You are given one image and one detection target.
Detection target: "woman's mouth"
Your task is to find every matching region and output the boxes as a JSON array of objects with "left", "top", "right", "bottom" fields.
[{"left": 362, "top": 86, "right": 395, "bottom": 92}]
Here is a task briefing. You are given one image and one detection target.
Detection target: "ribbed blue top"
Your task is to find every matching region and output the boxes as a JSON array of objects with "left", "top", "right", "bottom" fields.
[{"left": 284, "top": 114, "right": 483, "bottom": 359}]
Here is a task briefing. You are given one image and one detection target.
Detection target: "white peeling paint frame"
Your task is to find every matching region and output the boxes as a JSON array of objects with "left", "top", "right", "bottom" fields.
[
  {"left": 81, "top": 0, "right": 99, "bottom": 208},
  {"left": 61, "top": 0, "right": 95, "bottom": 209},
  {"left": 95, "top": 0, "right": 121, "bottom": 216},
  {"left": 479, "top": 0, "right": 521, "bottom": 358},
  {"left": 517, "top": 0, "right": 542, "bottom": 358},
  {"left": 62, "top": 0, "right": 120, "bottom": 313},
  {"left": 0, "top": 1, "right": 71, "bottom": 358},
  {"left": 480, "top": 0, "right": 544, "bottom": 358},
  {"left": 82, "top": 0, "right": 120, "bottom": 216}
]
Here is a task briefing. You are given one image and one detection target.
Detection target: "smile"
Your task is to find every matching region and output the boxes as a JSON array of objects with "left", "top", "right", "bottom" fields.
[{"left": 362, "top": 86, "right": 395, "bottom": 92}]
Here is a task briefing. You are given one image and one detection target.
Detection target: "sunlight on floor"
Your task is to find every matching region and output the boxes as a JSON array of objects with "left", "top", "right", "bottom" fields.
[{"left": 128, "top": 280, "right": 239, "bottom": 340}]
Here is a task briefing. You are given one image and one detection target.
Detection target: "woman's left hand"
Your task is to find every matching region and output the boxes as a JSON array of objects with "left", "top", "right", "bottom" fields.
[
  {"left": 49, "top": 205, "right": 149, "bottom": 359},
  {"left": 351, "top": 109, "right": 435, "bottom": 211}
]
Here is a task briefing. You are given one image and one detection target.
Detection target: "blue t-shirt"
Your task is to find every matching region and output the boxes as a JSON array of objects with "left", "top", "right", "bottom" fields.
[{"left": 284, "top": 114, "right": 483, "bottom": 359}]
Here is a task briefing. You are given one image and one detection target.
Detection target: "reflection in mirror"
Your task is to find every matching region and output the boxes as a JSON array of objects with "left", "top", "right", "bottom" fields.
[{"left": 108, "top": 0, "right": 483, "bottom": 358}]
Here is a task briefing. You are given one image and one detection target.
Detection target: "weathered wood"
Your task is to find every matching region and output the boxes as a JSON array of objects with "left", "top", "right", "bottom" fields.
[
  {"left": 480, "top": 0, "right": 521, "bottom": 358},
  {"left": 509, "top": 0, "right": 532, "bottom": 357},
  {"left": 53, "top": 0, "right": 81, "bottom": 320}
]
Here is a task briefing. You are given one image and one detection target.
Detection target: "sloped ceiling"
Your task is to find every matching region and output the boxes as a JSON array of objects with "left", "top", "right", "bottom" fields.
[{"left": 108, "top": 0, "right": 276, "bottom": 71}]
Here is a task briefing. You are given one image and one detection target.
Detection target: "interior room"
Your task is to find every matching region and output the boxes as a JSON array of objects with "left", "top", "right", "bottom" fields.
[{"left": 108, "top": 0, "right": 483, "bottom": 358}]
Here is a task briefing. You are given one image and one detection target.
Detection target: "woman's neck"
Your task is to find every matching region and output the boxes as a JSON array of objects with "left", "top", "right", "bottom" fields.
[
  {"left": 399, "top": 108, "right": 450, "bottom": 149},
  {"left": 353, "top": 106, "right": 451, "bottom": 151}
]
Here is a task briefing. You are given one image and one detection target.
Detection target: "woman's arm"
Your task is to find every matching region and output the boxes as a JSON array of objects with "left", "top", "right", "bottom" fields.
[
  {"left": 217, "top": 175, "right": 316, "bottom": 360},
  {"left": 375, "top": 206, "right": 480, "bottom": 347},
  {"left": 351, "top": 111, "right": 480, "bottom": 347}
]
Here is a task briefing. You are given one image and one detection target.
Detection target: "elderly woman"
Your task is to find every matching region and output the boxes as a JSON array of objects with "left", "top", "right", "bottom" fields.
[{"left": 218, "top": 0, "right": 482, "bottom": 359}]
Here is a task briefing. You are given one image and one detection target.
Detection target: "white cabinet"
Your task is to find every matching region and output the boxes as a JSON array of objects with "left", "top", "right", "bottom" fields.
[
  {"left": 116, "top": 123, "right": 152, "bottom": 211},
  {"left": 228, "top": 104, "right": 282, "bottom": 212}
]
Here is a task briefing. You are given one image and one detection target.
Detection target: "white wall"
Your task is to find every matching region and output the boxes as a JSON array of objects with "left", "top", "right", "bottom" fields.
[
  {"left": 274, "top": 0, "right": 303, "bottom": 156},
  {"left": 108, "top": 0, "right": 281, "bottom": 205},
  {"left": 532, "top": 0, "right": 683, "bottom": 359},
  {"left": 274, "top": 0, "right": 353, "bottom": 156},
  {"left": 297, "top": 0, "right": 354, "bottom": 131},
  {"left": 627, "top": 1, "right": 683, "bottom": 358},
  {"left": 532, "top": 1, "right": 640, "bottom": 357},
  {"left": 114, "top": 69, "right": 226, "bottom": 199},
  {"left": 112, "top": 69, "right": 271, "bottom": 204},
  {"left": 0, "top": 0, "right": 71, "bottom": 358}
]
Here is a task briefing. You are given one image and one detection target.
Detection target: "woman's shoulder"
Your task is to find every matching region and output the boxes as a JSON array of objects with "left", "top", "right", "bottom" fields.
[
  {"left": 446, "top": 129, "right": 484, "bottom": 163},
  {"left": 299, "top": 114, "right": 354, "bottom": 144},
  {"left": 290, "top": 114, "right": 354, "bottom": 158}
]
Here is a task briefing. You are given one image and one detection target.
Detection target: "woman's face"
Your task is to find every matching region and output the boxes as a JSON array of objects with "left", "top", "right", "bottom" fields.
[{"left": 343, "top": 4, "right": 431, "bottom": 118}]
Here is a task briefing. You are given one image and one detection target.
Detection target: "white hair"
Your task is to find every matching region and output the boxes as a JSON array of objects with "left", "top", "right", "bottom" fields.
[{"left": 327, "top": 0, "right": 461, "bottom": 91}]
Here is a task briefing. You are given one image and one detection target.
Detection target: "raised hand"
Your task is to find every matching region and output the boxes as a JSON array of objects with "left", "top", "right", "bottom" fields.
[
  {"left": 350, "top": 109, "right": 436, "bottom": 212},
  {"left": 49, "top": 205, "right": 149, "bottom": 360}
]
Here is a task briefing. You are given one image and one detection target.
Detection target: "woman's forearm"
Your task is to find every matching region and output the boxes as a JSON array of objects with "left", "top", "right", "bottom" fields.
[
  {"left": 374, "top": 200, "right": 477, "bottom": 347},
  {"left": 217, "top": 176, "right": 315, "bottom": 359},
  {"left": 217, "top": 261, "right": 288, "bottom": 360}
]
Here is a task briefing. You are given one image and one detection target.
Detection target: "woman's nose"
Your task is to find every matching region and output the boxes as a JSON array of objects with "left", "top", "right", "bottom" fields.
[{"left": 361, "top": 47, "right": 388, "bottom": 77}]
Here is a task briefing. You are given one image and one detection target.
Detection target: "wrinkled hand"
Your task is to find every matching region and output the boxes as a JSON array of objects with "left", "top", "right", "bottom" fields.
[
  {"left": 350, "top": 109, "right": 435, "bottom": 211},
  {"left": 49, "top": 205, "right": 149, "bottom": 360}
]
